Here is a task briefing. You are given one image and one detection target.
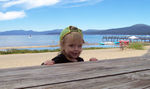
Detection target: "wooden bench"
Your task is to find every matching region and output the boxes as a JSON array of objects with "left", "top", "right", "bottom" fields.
[{"left": 0, "top": 56, "right": 150, "bottom": 89}]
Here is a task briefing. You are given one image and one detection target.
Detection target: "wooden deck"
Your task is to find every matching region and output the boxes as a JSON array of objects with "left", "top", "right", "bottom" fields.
[
  {"left": 102, "top": 36, "right": 150, "bottom": 43},
  {"left": 0, "top": 56, "right": 150, "bottom": 89}
]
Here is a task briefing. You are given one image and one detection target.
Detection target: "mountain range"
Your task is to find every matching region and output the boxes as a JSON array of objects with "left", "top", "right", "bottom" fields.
[{"left": 0, "top": 24, "right": 150, "bottom": 35}]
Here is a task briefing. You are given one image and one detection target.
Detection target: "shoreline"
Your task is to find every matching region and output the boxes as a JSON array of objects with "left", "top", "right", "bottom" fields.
[
  {"left": 0, "top": 43, "right": 99, "bottom": 50},
  {"left": 0, "top": 45, "right": 59, "bottom": 50},
  {"left": 0, "top": 46, "right": 150, "bottom": 69}
]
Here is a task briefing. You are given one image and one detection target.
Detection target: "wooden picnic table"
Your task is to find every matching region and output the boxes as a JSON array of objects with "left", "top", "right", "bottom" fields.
[{"left": 0, "top": 56, "right": 150, "bottom": 89}]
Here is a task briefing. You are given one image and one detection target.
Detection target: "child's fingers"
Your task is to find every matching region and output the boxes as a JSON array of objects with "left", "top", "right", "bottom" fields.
[
  {"left": 42, "top": 60, "right": 54, "bottom": 65},
  {"left": 89, "top": 58, "right": 98, "bottom": 61}
]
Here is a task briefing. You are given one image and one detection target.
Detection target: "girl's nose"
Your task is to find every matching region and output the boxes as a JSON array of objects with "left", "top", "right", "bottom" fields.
[{"left": 74, "top": 46, "right": 79, "bottom": 50}]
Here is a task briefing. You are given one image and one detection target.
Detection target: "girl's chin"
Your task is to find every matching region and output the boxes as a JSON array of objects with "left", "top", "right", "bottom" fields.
[
  {"left": 70, "top": 55, "right": 78, "bottom": 59},
  {"left": 73, "top": 56, "right": 79, "bottom": 59}
]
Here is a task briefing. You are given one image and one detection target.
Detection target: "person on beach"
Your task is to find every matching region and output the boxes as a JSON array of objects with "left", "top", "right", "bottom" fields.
[{"left": 41, "top": 26, "right": 97, "bottom": 65}]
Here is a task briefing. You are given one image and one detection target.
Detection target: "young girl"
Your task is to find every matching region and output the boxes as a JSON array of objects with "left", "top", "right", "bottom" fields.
[{"left": 41, "top": 26, "right": 97, "bottom": 65}]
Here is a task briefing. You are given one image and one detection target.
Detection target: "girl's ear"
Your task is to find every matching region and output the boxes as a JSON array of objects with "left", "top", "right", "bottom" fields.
[
  {"left": 60, "top": 42, "right": 65, "bottom": 51},
  {"left": 61, "top": 46, "right": 66, "bottom": 54},
  {"left": 62, "top": 45, "right": 65, "bottom": 50}
]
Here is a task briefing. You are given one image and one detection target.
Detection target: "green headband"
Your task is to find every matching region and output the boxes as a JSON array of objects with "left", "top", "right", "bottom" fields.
[{"left": 60, "top": 26, "right": 83, "bottom": 41}]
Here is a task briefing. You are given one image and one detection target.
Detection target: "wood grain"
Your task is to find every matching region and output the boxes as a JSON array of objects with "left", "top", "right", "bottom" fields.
[{"left": 0, "top": 57, "right": 150, "bottom": 89}]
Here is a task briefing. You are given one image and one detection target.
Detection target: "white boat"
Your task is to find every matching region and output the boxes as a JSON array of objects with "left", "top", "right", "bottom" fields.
[{"left": 28, "top": 35, "right": 32, "bottom": 38}]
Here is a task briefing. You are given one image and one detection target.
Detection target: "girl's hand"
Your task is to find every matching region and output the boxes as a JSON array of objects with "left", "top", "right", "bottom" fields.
[
  {"left": 41, "top": 60, "right": 55, "bottom": 65},
  {"left": 89, "top": 58, "right": 98, "bottom": 61}
]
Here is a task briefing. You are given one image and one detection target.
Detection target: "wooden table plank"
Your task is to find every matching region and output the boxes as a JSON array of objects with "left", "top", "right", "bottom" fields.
[
  {"left": 28, "top": 70, "right": 150, "bottom": 89},
  {"left": 0, "top": 57, "right": 150, "bottom": 89}
]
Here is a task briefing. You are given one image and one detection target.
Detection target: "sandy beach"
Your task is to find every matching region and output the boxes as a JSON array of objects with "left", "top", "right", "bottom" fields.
[{"left": 0, "top": 46, "right": 150, "bottom": 69}]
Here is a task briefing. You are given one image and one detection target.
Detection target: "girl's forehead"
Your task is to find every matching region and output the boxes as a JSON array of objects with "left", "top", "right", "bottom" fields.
[{"left": 65, "top": 37, "right": 83, "bottom": 44}]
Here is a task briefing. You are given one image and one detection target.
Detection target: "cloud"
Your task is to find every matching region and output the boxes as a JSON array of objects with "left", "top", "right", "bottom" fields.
[
  {"left": 2, "top": 0, "right": 60, "bottom": 9},
  {"left": 55, "top": 0, "right": 103, "bottom": 8},
  {"left": 0, "top": 0, "right": 59, "bottom": 21},
  {"left": 0, "top": 0, "right": 102, "bottom": 21},
  {"left": 0, "top": 11, "right": 25, "bottom": 20},
  {"left": 2, "top": 0, "right": 103, "bottom": 9}
]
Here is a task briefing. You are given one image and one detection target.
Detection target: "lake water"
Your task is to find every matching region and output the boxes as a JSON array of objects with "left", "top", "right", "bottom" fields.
[{"left": 0, "top": 34, "right": 149, "bottom": 50}]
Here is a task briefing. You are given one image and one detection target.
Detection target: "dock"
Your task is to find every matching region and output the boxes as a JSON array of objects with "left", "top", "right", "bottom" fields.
[
  {"left": 102, "top": 36, "right": 150, "bottom": 43},
  {"left": 0, "top": 51, "right": 150, "bottom": 89}
]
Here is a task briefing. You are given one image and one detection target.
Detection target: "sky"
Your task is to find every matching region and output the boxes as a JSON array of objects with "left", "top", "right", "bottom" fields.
[{"left": 0, "top": 0, "right": 150, "bottom": 32}]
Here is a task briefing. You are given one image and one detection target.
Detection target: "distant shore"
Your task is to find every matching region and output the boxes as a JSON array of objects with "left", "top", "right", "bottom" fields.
[{"left": 0, "top": 46, "right": 150, "bottom": 69}]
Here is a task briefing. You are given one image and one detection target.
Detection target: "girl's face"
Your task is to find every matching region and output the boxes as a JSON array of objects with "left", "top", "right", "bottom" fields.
[{"left": 62, "top": 32, "right": 83, "bottom": 60}]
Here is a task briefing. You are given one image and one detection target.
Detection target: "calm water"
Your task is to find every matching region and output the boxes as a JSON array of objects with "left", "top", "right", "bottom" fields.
[{"left": 0, "top": 34, "right": 149, "bottom": 50}]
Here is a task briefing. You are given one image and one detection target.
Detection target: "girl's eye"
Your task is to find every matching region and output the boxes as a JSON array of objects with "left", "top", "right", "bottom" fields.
[
  {"left": 78, "top": 45, "right": 82, "bottom": 48},
  {"left": 69, "top": 44, "right": 73, "bottom": 47}
]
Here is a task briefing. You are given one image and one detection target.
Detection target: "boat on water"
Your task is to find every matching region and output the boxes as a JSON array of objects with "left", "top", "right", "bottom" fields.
[{"left": 28, "top": 35, "right": 32, "bottom": 38}]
